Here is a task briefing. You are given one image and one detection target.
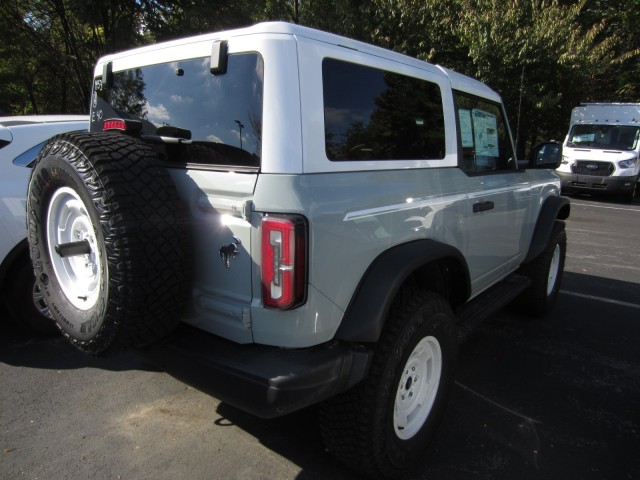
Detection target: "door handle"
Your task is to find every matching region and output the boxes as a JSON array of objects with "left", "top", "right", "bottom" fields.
[{"left": 473, "top": 201, "right": 495, "bottom": 213}]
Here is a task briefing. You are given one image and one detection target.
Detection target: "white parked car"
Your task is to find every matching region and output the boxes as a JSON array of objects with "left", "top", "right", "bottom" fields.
[{"left": 0, "top": 115, "right": 88, "bottom": 333}]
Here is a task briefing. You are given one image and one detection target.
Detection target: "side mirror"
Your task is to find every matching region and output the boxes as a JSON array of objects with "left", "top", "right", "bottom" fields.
[{"left": 529, "top": 141, "right": 562, "bottom": 169}]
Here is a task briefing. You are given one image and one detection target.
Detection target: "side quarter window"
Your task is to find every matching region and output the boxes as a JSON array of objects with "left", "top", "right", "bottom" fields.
[
  {"left": 454, "top": 92, "right": 516, "bottom": 174},
  {"left": 323, "top": 58, "right": 445, "bottom": 161}
]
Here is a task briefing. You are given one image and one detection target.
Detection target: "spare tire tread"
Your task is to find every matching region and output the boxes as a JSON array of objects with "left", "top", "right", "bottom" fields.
[{"left": 28, "top": 132, "right": 191, "bottom": 355}]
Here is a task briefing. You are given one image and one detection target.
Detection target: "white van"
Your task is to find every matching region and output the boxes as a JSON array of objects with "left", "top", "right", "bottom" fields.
[{"left": 557, "top": 103, "right": 640, "bottom": 201}]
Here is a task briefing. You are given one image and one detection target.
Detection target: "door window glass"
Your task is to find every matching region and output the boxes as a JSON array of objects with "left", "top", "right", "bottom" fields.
[{"left": 455, "top": 92, "right": 516, "bottom": 173}]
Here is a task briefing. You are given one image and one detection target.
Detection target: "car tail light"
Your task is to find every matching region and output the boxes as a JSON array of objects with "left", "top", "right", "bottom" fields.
[
  {"left": 103, "top": 118, "right": 142, "bottom": 133},
  {"left": 261, "top": 214, "right": 307, "bottom": 309},
  {"left": 103, "top": 119, "right": 128, "bottom": 131}
]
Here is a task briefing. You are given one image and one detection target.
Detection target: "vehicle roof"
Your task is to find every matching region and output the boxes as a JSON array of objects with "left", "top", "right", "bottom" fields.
[
  {"left": 97, "top": 21, "right": 501, "bottom": 103},
  {"left": 0, "top": 115, "right": 88, "bottom": 127},
  {"left": 570, "top": 103, "right": 640, "bottom": 126}
]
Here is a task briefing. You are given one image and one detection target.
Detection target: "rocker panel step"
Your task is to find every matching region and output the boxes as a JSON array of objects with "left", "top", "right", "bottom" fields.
[{"left": 455, "top": 274, "right": 531, "bottom": 343}]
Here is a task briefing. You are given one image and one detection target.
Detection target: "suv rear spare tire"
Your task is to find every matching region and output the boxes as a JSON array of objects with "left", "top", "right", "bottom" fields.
[{"left": 27, "top": 132, "right": 191, "bottom": 356}]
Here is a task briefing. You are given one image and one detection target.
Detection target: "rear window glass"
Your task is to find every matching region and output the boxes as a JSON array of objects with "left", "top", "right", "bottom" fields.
[
  {"left": 322, "top": 58, "right": 445, "bottom": 161},
  {"left": 92, "top": 53, "right": 263, "bottom": 168}
]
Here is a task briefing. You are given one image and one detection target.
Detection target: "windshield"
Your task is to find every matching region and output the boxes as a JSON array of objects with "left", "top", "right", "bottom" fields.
[
  {"left": 567, "top": 124, "right": 640, "bottom": 151},
  {"left": 91, "top": 53, "right": 264, "bottom": 168}
]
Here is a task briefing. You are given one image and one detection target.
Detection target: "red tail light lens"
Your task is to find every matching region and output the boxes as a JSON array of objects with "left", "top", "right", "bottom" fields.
[
  {"left": 103, "top": 119, "right": 128, "bottom": 131},
  {"left": 261, "top": 214, "right": 307, "bottom": 309},
  {"left": 102, "top": 118, "right": 142, "bottom": 133}
]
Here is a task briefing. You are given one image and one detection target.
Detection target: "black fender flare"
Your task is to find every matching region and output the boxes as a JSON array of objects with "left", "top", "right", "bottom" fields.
[
  {"left": 335, "top": 239, "right": 470, "bottom": 343},
  {"left": 523, "top": 195, "right": 570, "bottom": 264}
]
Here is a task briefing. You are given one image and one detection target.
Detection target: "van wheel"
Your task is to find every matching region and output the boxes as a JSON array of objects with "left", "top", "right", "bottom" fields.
[
  {"left": 518, "top": 221, "right": 566, "bottom": 316},
  {"left": 27, "top": 132, "right": 191, "bottom": 356},
  {"left": 622, "top": 182, "right": 637, "bottom": 203},
  {"left": 320, "top": 290, "right": 457, "bottom": 479}
]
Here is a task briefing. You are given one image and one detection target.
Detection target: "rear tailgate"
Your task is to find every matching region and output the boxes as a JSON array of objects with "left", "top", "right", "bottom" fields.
[{"left": 170, "top": 169, "right": 258, "bottom": 343}]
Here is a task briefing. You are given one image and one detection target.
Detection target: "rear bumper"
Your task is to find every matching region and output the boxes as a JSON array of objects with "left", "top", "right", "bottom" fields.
[
  {"left": 139, "top": 324, "right": 372, "bottom": 419},
  {"left": 557, "top": 172, "right": 638, "bottom": 195}
]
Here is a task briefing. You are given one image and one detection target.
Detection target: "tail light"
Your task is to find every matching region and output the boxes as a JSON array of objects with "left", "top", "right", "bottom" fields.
[
  {"left": 103, "top": 118, "right": 142, "bottom": 133},
  {"left": 261, "top": 214, "right": 307, "bottom": 309},
  {"left": 103, "top": 119, "right": 128, "bottom": 131}
]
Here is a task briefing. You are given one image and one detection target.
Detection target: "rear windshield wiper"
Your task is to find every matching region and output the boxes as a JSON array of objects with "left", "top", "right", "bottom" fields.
[{"left": 142, "top": 125, "right": 192, "bottom": 144}]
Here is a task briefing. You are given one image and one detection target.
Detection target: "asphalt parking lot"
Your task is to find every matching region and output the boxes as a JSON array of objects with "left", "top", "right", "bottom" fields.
[{"left": 1, "top": 194, "right": 639, "bottom": 480}]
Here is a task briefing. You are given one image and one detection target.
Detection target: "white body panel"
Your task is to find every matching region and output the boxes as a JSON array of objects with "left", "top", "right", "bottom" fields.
[
  {"left": 88, "top": 23, "right": 560, "bottom": 348},
  {"left": 0, "top": 116, "right": 88, "bottom": 266}
]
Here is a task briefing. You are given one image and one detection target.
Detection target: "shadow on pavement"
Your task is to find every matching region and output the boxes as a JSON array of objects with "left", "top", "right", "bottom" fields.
[
  {"left": 214, "top": 403, "right": 365, "bottom": 480},
  {"left": 2, "top": 273, "right": 638, "bottom": 479},
  {"left": 206, "top": 297, "right": 639, "bottom": 480},
  {"left": 562, "top": 271, "right": 640, "bottom": 305},
  {"left": 0, "top": 304, "right": 158, "bottom": 373}
]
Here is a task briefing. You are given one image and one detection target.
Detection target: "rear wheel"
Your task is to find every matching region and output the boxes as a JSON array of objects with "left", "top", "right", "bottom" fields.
[
  {"left": 320, "top": 290, "right": 457, "bottom": 479},
  {"left": 27, "top": 132, "right": 191, "bottom": 355}
]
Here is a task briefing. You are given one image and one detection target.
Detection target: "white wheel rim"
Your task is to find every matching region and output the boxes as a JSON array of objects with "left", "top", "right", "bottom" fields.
[
  {"left": 547, "top": 244, "right": 561, "bottom": 296},
  {"left": 393, "top": 335, "right": 442, "bottom": 440},
  {"left": 46, "top": 187, "right": 102, "bottom": 310}
]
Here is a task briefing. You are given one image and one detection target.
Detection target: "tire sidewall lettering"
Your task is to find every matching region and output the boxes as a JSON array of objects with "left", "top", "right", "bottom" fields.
[
  {"left": 26, "top": 132, "right": 190, "bottom": 355},
  {"left": 29, "top": 143, "right": 109, "bottom": 345}
]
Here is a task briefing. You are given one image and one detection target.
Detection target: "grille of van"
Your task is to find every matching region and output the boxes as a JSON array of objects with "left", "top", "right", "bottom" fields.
[{"left": 572, "top": 161, "right": 614, "bottom": 177}]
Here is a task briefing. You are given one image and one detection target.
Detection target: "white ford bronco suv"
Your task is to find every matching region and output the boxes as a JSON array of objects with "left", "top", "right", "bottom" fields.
[{"left": 27, "top": 22, "right": 569, "bottom": 479}]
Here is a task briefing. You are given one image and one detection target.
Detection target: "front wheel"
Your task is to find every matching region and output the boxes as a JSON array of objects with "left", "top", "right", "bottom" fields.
[
  {"left": 320, "top": 290, "right": 457, "bottom": 479},
  {"left": 517, "top": 221, "right": 567, "bottom": 316},
  {"left": 622, "top": 181, "right": 637, "bottom": 203}
]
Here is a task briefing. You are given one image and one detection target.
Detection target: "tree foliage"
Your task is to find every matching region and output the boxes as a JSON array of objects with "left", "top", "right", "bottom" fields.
[
  {"left": 446, "top": 0, "right": 622, "bottom": 151},
  {"left": 0, "top": 0, "right": 637, "bottom": 153}
]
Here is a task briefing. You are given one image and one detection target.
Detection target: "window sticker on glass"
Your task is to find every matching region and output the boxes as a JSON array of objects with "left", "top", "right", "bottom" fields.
[
  {"left": 573, "top": 134, "right": 595, "bottom": 143},
  {"left": 472, "top": 109, "right": 499, "bottom": 157},
  {"left": 458, "top": 109, "right": 474, "bottom": 148}
]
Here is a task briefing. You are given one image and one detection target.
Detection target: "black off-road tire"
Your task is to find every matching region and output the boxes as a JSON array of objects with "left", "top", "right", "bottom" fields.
[
  {"left": 2, "top": 254, "right": 58, "bottom": 336},
  {"left": 319, "top": 290, "right": 457, "bottom": 479},
  {"left": 27, "top": 132, "right": 191, "bottom": 356},
  {"left": 517, "top": 221, "right": 567, "bottom": 317}
]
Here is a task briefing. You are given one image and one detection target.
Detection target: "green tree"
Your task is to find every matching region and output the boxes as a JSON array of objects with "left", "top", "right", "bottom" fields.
[
  {"left": 0, "top": 0, "right": 254, "bottom": 114},
  {"left": 0, "top": 0, "right": 151, "bottom": 114},
  {"left": 144, "top": 0, "right": 254, "bottom": 41},
  {"left": 453, "top": 0, "right": 628, "bottom": 152},
  {"left": 578, "top": 0, "right": 640, "bottom": 101},
  {"left": 361, "top": 0, "right": 631, "bottom": 154},
  {"left": 1, "top": 0, "right": 637, "bottom": 147}
]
